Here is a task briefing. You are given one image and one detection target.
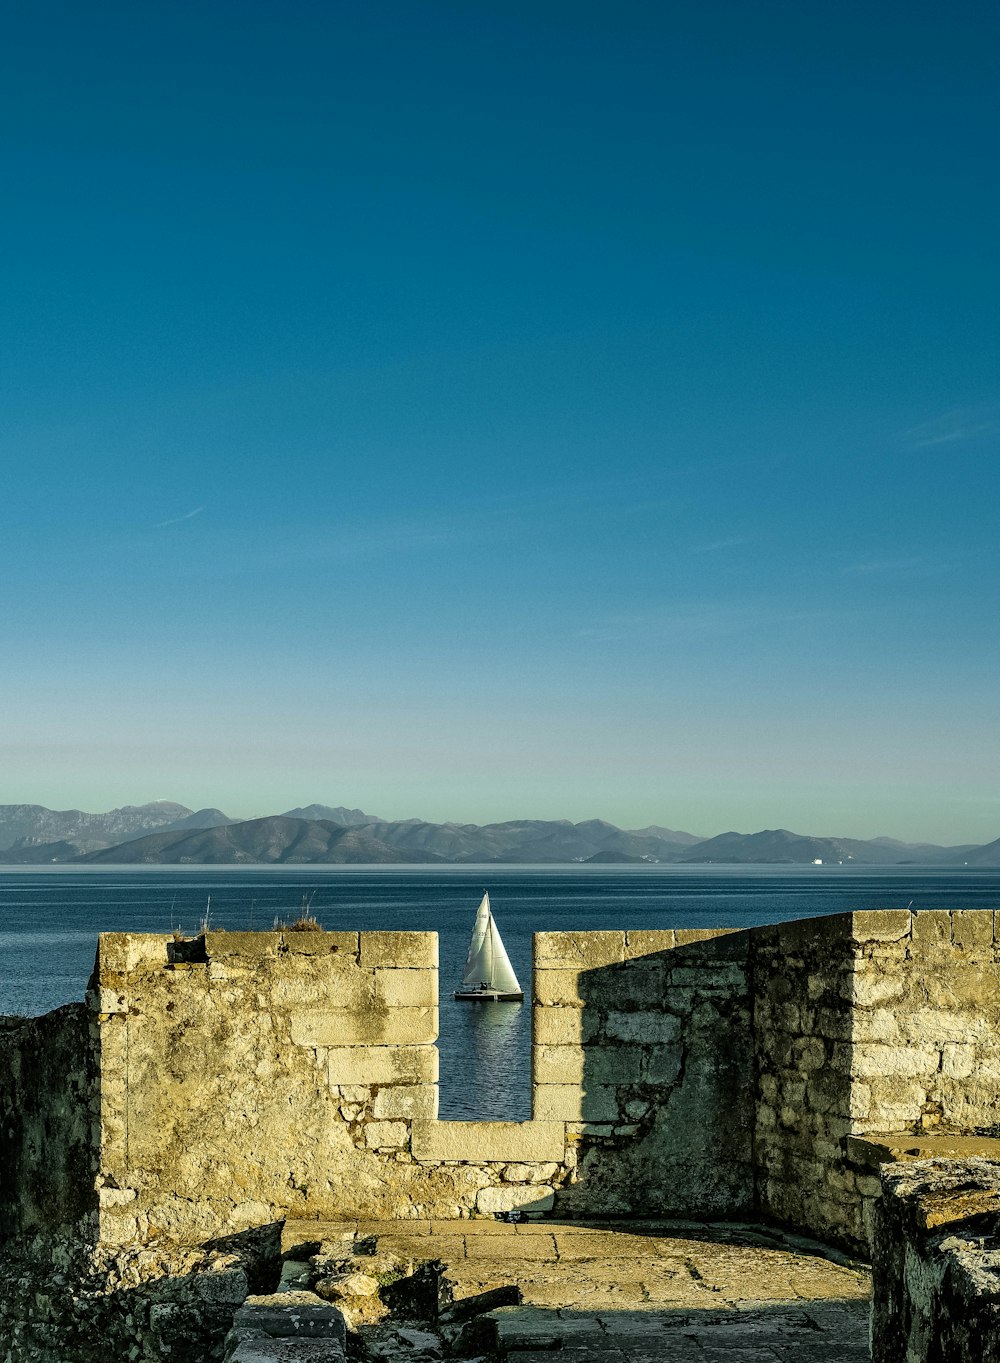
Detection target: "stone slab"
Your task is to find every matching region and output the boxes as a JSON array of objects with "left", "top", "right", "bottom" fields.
[
  {"left": 410, "top": 1119, "right": 565, "bottom": 1163},
  {"left": 847, "top": 1132, "right": 1000, "bottom": 1166},
  {"left": 359, "top": 932, "right": 437, "bottom": 968},
  {"left": 290, "top": 1006, "right": 438, "bottom": 1046}
]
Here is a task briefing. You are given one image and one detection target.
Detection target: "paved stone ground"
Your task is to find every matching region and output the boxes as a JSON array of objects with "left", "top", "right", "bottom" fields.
[{"left": 282, "top": 1219, "right": 872, "bottom": 1361}]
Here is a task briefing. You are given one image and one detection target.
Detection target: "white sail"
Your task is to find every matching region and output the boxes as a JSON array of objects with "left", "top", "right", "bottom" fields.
[{"left": 461, "top": 892, "right": 522, "bottom": 994}]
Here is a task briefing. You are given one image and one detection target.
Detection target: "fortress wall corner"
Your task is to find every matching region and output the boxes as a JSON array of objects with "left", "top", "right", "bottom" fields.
[{"left": 751, "top": 908, "right": 1000, "bottom": 1251}]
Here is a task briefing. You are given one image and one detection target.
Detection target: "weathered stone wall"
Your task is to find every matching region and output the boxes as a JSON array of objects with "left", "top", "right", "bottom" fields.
[
  {"left": 870, "top": 1157, "right": 1000, "bottom": 1363},
  {"left": 94, "top": 929, "right": 572, "bottom": 1243},
  {"left": 0, "top": 1005, "right": 97, "bottom": 1242},
  {"left": 533, "top": 929, "right": 754, "bottom": 1217},
  {"left": 85, "top": 926, "right": 759, "bottom": 1243},
  {"left": 752, "top": 912, "right": 883, "bottom": 1249},
  {"left": 5, "top": 910, "right": 1000, "bottom": 1267},
  {"left": 753, "top": 909, "right": 1000, "bottom": 1251}
]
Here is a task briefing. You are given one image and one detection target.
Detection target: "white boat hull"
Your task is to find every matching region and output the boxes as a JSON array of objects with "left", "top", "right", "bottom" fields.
[{"left": 454, "top": 987, "right": 523, "bottom": 1002}]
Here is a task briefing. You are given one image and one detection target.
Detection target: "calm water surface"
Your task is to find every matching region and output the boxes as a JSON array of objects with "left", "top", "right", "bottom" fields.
[{"left": 3, "top": 864, "right": 998, "bottom": 1119}]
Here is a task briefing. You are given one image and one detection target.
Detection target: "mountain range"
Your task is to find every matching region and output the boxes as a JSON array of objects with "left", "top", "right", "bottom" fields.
[{"left": 0, "top": 802, "right": 995, "bottom": 865}]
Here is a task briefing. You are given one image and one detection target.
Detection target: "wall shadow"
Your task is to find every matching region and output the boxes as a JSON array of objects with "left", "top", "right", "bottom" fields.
[{"left": 545, "top": 931, "right": 756, "bottom": 1220}]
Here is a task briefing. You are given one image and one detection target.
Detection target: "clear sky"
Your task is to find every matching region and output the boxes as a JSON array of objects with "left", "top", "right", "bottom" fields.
[{"left": 2, "top": 0, "right": 998, "bottom": 844}]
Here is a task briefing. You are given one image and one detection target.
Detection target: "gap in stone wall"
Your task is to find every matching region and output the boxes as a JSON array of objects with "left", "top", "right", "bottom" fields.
[{"left": 436, "top": 922, "right": 532, "bottom": 1121}]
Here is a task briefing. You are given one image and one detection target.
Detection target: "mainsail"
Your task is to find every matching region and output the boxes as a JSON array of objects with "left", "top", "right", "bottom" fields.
[{"left": 460, "top": 892, "right": 521, "bottom": 995}]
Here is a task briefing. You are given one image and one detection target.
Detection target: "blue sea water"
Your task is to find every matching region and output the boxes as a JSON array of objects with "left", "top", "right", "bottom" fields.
[{"left": 2, "top": 863, "right": 998, "bottom": 1119}]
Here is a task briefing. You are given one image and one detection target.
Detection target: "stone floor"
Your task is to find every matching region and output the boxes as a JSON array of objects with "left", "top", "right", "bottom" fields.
[{"left": 282, "top": 1219, "right": 872, "bottom": 1361}]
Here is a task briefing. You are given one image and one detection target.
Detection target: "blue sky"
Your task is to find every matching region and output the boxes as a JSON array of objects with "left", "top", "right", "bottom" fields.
[{"left": 2, "top": 0, "right": 998, "bottom": 842}]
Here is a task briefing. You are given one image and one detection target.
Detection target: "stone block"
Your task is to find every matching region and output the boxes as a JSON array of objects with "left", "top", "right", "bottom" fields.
[
  {"left": 604, "top": 1012, "right": 681, "bottom": 1044},
  {"left": 910, "top": 910, "right": 952, "bottom": 950},
  {"left": 359, "top": 932, "right": 437, "bottom": 969},
  {"left": 850, "top": 910, "right": 911, "bottom": 942},
  {"left": 280, "top": 932, "right": 361, "bottom": 957},
  {"left": 910, "top": 1007, "right": 991, "bottom": 1045},
  {"left": 233, "top": 1293, "right": 347, "bottom": 1340},
  {"left": 533, "top": 1083, "right": 619, "bottom": 1122},
  {"left": 476, "top": 1184, "right": 555, "bottom": 1214},
  {"left": 532, "top": 1006, "right": 598, "bottom": 1045},
  {"left": 533, "top": 969, "right": 585, "bottom": 1006},
  {"left": 203, "top": 931, "right": 282, "bottom": 959},
  {"left": 229, "top": 1340, "right": 345, "bottom": 1361},
  {"left": 274, "top": 970, "right": 375, "bottom": 1011},
  {"left": 924, "top": 962, "right": 1000, "bottom": 1010},
  {"left": 853, "top": 1007, "right": 904, "bottom": 1044},
  {"left": 364, "top": 1121, "right": 409, "bottom": 1149},
  {"left": 373, "top": 968, "right": 437, "bottom": 1008},
  {"left": 851, "top": 1042, "right": 942, "bottom": 1079},
  {"left": 851, "top": 971, "right": 906, "bottom": 1008},
  {"left": 940, "top": 1044, "right": 976, "bottom": 1080},
  {"left": 326, "top": 1045, "right": 438, "bottom": 1086},
  {"left": 554, "top": 959, "right": 667, "bottom": 1008},
  {"left": 641, "top": 1044, "right": 683, "bottom": 1085},
  {"left": 371, "top": 1084, "right": 438, "bottom": 1119},
  {"left": 533, "top": 1043, "right": 641, "bottom": 1086},
  {"left": 792, "top": 1035, "right": 826, "bottom": 1071},
  {"left": 97, "top": 932, "right": 172, "bottom": 977},
  {"left": 410, "top": 1119, "right": 566, "bottom": 1163},
  {"left": 624, "top": 929, "right": 675, "bottom": 957},
  {"left": 952, "top": 910, "right": 993, "bottom": 954},
  {"left": 532, "top": 1044, "right": 584, "bottom": 1085},
  {"left": 290, "top": 1007, "right": 438, "bottom": 1047},
  {"left": 590, "top": 1046, "right": 644, "bottom": 1085},
  {"left": 534, "top": 931, "right": 625, "bottom": 968}
]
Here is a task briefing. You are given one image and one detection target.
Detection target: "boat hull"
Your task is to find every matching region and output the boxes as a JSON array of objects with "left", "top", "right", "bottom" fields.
[{"left": 453, "top": 989, "right": 523, "bottom": 1003}]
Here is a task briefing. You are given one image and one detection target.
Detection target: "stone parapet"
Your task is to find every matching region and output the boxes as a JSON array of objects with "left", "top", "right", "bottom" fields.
[
  {"left": 871, "top": 1157, "right": 1000, "bottom": 1362},
  {"left": 753, "top": 909, "right": 1000, "bottom": 1250},
  {"left": 5, "top": 909, "right": 1000, "bottom": 1262}
]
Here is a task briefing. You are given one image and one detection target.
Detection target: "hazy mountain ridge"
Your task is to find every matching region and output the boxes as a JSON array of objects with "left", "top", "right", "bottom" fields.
[
  {"left": 0, "top": 803, "right": 995, "bottom": 865},
  {"left": 679, "top": 828, "right": 979, "bottom": 866},
  {"left": 81, "top": 816, "right": 442, "bottom": 866},
  {"left": 0, "top": 802, "right": 233, "bottom": 857}
]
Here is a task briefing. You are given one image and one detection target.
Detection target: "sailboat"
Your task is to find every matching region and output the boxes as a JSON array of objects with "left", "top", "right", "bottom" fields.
[{"left": 454, "top": 892, "right": 523, "bottom": 1002}]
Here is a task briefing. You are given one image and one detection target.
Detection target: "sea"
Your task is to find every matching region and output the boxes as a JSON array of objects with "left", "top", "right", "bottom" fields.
[{"left": 3, "top": 863, "right": 998, "bottom": 1121}]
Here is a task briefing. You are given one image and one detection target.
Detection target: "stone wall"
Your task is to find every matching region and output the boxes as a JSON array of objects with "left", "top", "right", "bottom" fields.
[
  {"left": 94, "top": 929, "right": 574, "bottom": 1244},
  {"left": 752, "top": 910, "right": 1000, "bottom": 1251},
  {"left": 534, "top": 928, "right": 754, "bottom": 1217},
  {"left": 0, "top": 1005, "right": 97, "bottom": 1242},
  {"left": 870, "top": 1157, "right": 1000, "bottom": 1363},
  {"left": 752, "top": 912, "right": 883, "bottom": 1249},
  {"left": 86, "top": 926, "right": 757, "bottom": 1243},
  {"left": 4, "top": 909, "right": 1000, "bottom": 1263}
]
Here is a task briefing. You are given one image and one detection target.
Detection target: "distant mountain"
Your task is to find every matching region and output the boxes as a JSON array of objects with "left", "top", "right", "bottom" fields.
[
  {"left": 1, "top": 800, "right": 990, "bottom": 866},
  {"left": 585, "top": 850, "right": 644, "bottom": 863},
  {"left": 0, "top": 838, "right": 88, "bottom": 864},
  {"left": 281, "top": 805, "right": 381, "bottom": 827},
  {"left": 347, "top": 817, "right": 700, "bottom": 864},
  {"left": 80, "top": 816, "right": 442, "bottom": 865},
  {"left": 0, "top": 802, "right": 232, "bottom": 855},
  {"left": 958, "top": 836, "right": 1000, "bottom": 866},
  {"left": 629, "top": 825, "right": 704, "bottom": 847},
  {"left": 679, "top": 828, "right": 977, "bottom": 866}
]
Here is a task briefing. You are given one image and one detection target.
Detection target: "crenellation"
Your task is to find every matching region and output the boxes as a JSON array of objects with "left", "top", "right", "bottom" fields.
[{"left": 7, "top": 909, "right": 1000, "bottom": 1360}]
